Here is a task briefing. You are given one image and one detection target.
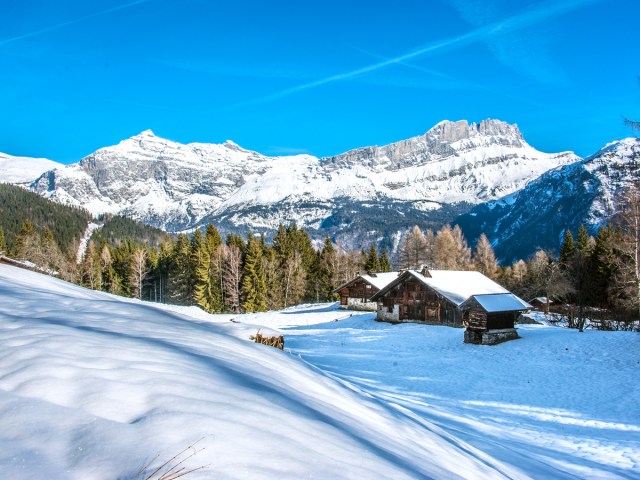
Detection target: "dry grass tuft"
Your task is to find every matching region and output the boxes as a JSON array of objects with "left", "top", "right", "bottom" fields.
[{"left": 137, "top": 438, "right": 210, "bottom": 480}]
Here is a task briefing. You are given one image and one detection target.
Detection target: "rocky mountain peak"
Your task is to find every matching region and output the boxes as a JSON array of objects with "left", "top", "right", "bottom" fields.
[
  {"left": 322, "top": 119, "right": 530, "bottom": 171},
  {"left": 424, "top": 119, "right": 523, "bottom": 147}
]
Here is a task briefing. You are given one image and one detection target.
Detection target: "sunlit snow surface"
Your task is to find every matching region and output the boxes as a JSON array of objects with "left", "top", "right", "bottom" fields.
[
  {"left": 1, "top": 265, "right": 639, "bottom": 479},
  {"left": 0, "top": 153, "right": 62, "bottom": 184}
]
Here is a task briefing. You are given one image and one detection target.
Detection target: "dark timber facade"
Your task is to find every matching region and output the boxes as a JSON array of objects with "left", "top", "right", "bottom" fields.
[{"left": 375, "top": 275, "right": 462, "bottom": 326}]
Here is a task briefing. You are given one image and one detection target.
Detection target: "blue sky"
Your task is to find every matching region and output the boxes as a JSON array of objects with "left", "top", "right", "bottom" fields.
[{"left": 0, "top": 0, "right": 638, "bottom": 163}]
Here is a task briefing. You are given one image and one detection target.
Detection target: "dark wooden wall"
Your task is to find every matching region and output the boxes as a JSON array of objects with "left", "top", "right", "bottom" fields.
[
  {"left": 378, "top": 278, "right": 461, "bottom": 326},
  {"left": 337, "top": 279, "right": 377, "bottom": 305}
]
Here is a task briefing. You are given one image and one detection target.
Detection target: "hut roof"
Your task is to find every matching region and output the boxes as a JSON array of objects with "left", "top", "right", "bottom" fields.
[{"left": 462, "top": 293, "right": 531, "bottom": 313}]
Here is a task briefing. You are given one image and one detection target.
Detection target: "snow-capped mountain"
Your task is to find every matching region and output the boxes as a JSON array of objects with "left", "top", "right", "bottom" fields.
[
  {"left": 25, "top": 119, "right": 578, "bottom": 248},
  {"left": 0, "top": 152, "right": 62, "bottom": 184},
  {"left": 456, "top": 137, "right": 640, "bottom": 262}
]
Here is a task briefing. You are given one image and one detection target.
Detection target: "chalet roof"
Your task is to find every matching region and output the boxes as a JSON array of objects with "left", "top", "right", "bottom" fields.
[
  {"left": 333, "top": 272, "right": 399, "bottom": 293},
  {"left": 360, "top": 272, "right": 400, "bottom": 290},
  {"left": 462, "top": 293, "right": 531, "bottom": 313},
  {"left": 371, "top": 269, "right": 509, "bottom": 306},
  {"left": 529, "top": 297, "right": 553, "bottom": 304}
]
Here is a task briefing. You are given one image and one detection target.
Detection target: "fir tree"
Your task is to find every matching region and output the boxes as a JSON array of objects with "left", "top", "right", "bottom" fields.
[
  {"left": 379, "top": 249, "right": 392, "bottom": 272},
  {"left": 365, "top": 244, "right": 380, "bottom": 273},
  {"left": 14, "top": 219, "right": 37, "bottom": 260},
  {"left": 558, "top": 230, "right": 575, "bottom": 268},
  {"left": 576, "top": 224, "right": 591, "bottom": 253},
  {"left": 589, "top": 226, "right": 616, "bottom": 307},
  {"left": 319, "top": 236, "right": 337, "bottom": 300},
  {"left": 167, "top": 234, "right": 193, "bottom": 305},
  {"left": 241, "top": 234, "right": 267, "bottom": 312}
]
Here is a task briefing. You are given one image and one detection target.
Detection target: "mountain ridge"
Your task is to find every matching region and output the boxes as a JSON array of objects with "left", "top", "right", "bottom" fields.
[{"left": 5, "top": 118, "right": 631, "bottom": 258}]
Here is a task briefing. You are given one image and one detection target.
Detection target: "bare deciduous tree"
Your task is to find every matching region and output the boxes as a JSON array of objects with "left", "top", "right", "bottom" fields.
[
  {"left": 130, "top": 247, "right": 149, "bottom": 300},
  {"left": 223, "top": 244, "right": 242, "bottom": 313}
]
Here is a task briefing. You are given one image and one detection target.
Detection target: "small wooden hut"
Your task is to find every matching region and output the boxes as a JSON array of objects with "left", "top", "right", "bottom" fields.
[{"left": 461, "top": 293, "right": 531, "bottom": 345}]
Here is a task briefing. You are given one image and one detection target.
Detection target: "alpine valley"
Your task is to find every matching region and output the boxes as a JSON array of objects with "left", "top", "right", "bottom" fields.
[{"left": 2, "top": 119, "right": 639, "bottom": 260}]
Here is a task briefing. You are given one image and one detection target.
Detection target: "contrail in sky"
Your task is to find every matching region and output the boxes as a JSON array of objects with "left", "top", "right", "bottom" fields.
[
  {"left": 225, "top": 0, "right": 602, "bottom": 111},
  {"left": 0, "top": 0, "right": 154, "bottom": 47}
]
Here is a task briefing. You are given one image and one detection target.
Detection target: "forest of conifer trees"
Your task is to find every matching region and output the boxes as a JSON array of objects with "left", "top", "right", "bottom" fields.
[{"left": 1, "top": 182, "right": 639, "bottom": 328}]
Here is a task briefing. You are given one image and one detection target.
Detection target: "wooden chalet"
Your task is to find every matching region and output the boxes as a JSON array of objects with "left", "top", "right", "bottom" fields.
[
  {"left": 370, "top": 267, "right": 516, "bottom": 328},
  {"left": 334, "top": 272, "right": 398, "bottom": 311},
  {"left": 529, "top": 297, "right": 553, "bottom": 313},
  {"left": 461, "top": 293, "right": 531, "bottom": 345}
]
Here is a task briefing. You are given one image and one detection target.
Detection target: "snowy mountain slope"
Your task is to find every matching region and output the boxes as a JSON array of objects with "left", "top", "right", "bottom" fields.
[
  {"left": 456, "top": 137, "right": 640, "bottom": 261},
  {"left": 0, "top": 152, "right": 62, "bottom": 184},
  {"left": 0, "top": 264, "right": 519, "bottom": 479},
  {"left": 26, "top": 120, "right": 578, "bottom": 241}
]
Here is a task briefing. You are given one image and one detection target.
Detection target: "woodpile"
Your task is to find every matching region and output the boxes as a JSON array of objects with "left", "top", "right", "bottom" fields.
[{"left": 250, "top": 330, "right": 284, "bottom": 350}]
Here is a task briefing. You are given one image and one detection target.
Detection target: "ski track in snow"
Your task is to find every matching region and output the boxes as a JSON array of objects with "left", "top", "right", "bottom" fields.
[{"left": 76, "top": 222, "right": 103, "bottom": 262}]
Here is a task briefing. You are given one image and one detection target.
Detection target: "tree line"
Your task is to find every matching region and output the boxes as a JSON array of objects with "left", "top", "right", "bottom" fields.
[
  {"left": 2, "top": 180, "right": 639, "bottom": 325},
  {"left": 1, "top": 216, "right": 394, "bottom": 314}
]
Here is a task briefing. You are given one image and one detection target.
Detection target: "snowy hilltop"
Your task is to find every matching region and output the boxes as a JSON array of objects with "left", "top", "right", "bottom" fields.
[
  {"left": 1, "top": 264, "right": 639, "bottom": 478},
  {"left": 22, "top": 120, "right": 577, "bottom": 246},
  {"left": 0, "top": 152, "right": 62, "bottom": 184}
]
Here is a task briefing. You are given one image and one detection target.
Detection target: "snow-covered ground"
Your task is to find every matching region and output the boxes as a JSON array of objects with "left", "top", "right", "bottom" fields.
[{"left": 1, "top": 265, "right": 639, "bottom": 479}]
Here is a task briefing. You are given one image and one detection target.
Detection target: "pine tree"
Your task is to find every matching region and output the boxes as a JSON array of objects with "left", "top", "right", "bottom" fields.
[
  {"left": 558, "top": 230, "right": 575, "bottom": 269},
  {"left": 241, "top": 234, "right": 267, "bottom": 312},
  {"left": 14, "top": 219, "right": 37, "bottom": 261},
  {"left": 318, "top": 236, "right": 337, "bottom": 301},
  {"left": 365, "top": 244, "right": 380, "bottom": 273},
  {"left": 590, "top": 226, "right": 616, "bottom": 307},
  {"left": 379, "top": 249, "right": 392, "bottom": 272},
  {"left": 167, "top": 234, "right": 193, "bottom": 305},
  {"left": 576, "top": 224, "right": 591, "bottom": 253}
]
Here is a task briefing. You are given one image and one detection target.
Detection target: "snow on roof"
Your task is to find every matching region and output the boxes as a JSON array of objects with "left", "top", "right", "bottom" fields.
[
  {"left": 409, "top": 269, "right": 508, "bottom": 306},
  {"left": 530, "top": 297, "right": 552, "bottom": 304},
  {"left": 334, "top": 271, "right": 399, "bottom": 293},
  {"left": 360, "top": 272, "right": 400, "bottom": 290},
  {"left": 466, "top": 293, "right": 531, "bottom": 313}
]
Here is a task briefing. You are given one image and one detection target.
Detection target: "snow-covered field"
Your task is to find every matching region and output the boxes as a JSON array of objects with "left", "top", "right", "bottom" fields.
[{"left": 1, "top": 265, "right": 638, "bottom": 479}]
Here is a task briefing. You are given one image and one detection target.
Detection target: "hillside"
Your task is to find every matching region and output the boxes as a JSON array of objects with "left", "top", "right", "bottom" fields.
[
  {"left": 91, "top": 214, "right": 168, "bottom": 248},
  {"left": 0, "top": 264, "right": 516, "bottom": 479},
  {"left": 1, "top": 265, "right": 638, "bottom": 478},
  {"left": 0, "top": 183, "right": 91, "bottom": 253},
  {"left": 456, "top": 138, "right": 640, "bottom": 261}
]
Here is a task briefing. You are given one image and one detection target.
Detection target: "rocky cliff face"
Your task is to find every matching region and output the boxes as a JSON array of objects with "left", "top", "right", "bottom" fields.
[
  {"left": 24, "top": 119, "right": 580, "bottom": 249},
  {"left": 456, "top": 138, "right": 640, "bottom": 262}
]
